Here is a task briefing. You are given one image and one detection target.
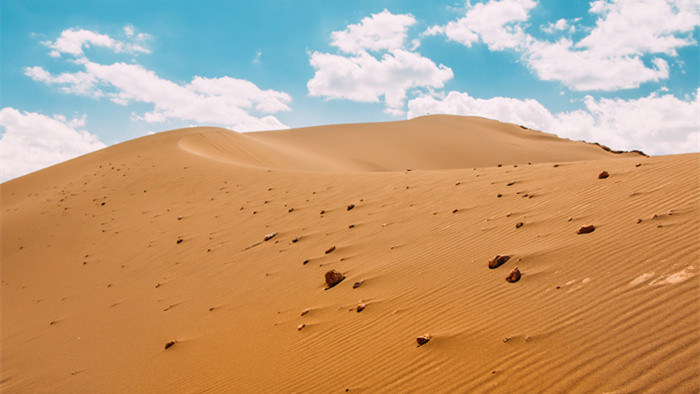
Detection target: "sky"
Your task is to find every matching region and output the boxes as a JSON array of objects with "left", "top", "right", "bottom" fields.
[{"left": 1, "top": 0, "right": 699, "bottom": 181}]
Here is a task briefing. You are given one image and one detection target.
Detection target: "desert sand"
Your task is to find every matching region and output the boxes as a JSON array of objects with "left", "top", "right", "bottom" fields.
[{"left": 1, "top": 115, "right": 698, "bottom": 392}]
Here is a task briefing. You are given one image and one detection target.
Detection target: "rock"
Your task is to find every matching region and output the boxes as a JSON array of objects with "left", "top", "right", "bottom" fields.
[
  {"left": 297, "top": 324, "right": 305, "bottom": 331},
  {"left": 288, "top": 208, "right": 294, "bottom": 213},
  {"left": 176, "top": 239, "right": 183, "bottom": 244},
  {"left": 497, "top": 194, "right": 502, "bottom": 198},
  {"left": 325, "top": 270, "right": 345, "bottom": 288},
  {"left": 416, "top": 334, "right": 432, "bottom": 346},
  {"left": 635, "top": 163, "right": 642, "bottom": 167},
  {"left": 553, "top": 164, "right": 559, "bottom": 167},
  {"left": 325, "top": 246, "right": 336, "bottom": 254},
  {"left": 302, "top": 259, "right": 310, "bottom": 265},
  {"left": 577, "top": 225, "right": 595, "bottom": 234},
  {"left": 164, "top": 341, "right": 176, "bottom": 349},
  {"left": 507, "top": 182, "right": 515, "bottom": 186},
  {"left": 320, "top": 210, "right": 326, "bottom": 215},
  {"left": 515, "top": 222, "right": 524, "bottom": 229},
  {"left": 348, "top": 224, "right": 355, "bottom": 229},
  {"left": 637, "top": 219, "right": 642, "bottom": 224},
  {"left": 300, "top": 309, "right": 309, "bottom": 316},
  {"left": 488, "top": 255, "right": 510, "bottom": 269},
  {"left": 291, "top": 237, "right": 300, "bottom": 243},
  {"left": 264, "top": 232, "right": 277, "bottom": 241},
  {"left": 598, "top": 171, "right": 609, "bottom": 179},
  {"left": 353, "top": 280, "right": 364, "bottom": 289},
  {"left": 452, "top": 209, "right": 459, "bottom": 213},
  {"left": 347, "top": 204, "right": 355, "bottom": 211},
  {"left": 497, "top": 164, "right": 502, "bottom": 167},
  {"left": 506, "top": 268, "right": 521, "bottom": 283},
  {"left": 356, "top": 303, "right": 366, "bottom": 313}
]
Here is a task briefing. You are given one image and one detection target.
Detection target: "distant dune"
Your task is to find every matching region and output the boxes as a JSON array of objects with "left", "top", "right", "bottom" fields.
[{"left": 2, "top": 115, "right": 697, "bottom": 392}]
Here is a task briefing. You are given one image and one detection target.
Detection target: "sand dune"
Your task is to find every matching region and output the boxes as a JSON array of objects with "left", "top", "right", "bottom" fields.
[{"left": 1, "top": 115, "right": 698, "bottom": 392}]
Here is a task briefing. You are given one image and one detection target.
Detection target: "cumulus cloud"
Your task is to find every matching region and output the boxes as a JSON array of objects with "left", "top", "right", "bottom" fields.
[
  {"left": 44, "top": 27, "right": 150, "bottom": 57},
  {"left": 28, "top": 28, "right": 292, "bottom": 131},
  {"left": 0, "top": 107, "right": 106, "bottom": 181},
  {"left": 309, "top": 10, "right": 453, "bottom": 114},
  {"left": 407, "top": 89, "right": 700, "bottom": 155},
  {"left": 428, "top": 0, "right": 700, "bottom": 91},
  {"left": 331, "top": 10, "right": 417, "bottom": 53}
]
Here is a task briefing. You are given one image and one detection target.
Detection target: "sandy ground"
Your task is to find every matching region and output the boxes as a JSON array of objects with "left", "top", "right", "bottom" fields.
[{"left": 2, "top": 115, "right": 698, "bottom": 392}]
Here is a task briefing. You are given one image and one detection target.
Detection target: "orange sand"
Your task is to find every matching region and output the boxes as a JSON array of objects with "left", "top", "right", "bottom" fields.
[{"left": 2, "top": 115, "right": 698, "bottom": 392}]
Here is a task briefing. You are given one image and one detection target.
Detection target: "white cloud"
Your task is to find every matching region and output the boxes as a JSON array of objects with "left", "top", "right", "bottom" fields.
[
  {"left": 541, "top": 18, "right": 576, "bottom": 34},
  {"left": 44, "top": 27, "right": 150, "bottom": 58},
  {"left": 425, "top": 0, "right": 536, "bottom": 50},
  {"left": 0, "top": 107, "right": 106, "bottom": 181},
  {"left": 407, "top": 89, "right": 700, "bottom": 155},
  {"left": 28, "top": 28, "right": 292, "bottom": 132},
  {"left": 331, "top": 9, "right": 417, "bottom": 53},
  {"left": 308, "top": 49, "right": 453, "bottom": 112},
  {"left": 429, "top": 0, "right": 700, "bottom": 91},
  {"left": 309, "top": 10, "right": 453, "bottom": 113}
]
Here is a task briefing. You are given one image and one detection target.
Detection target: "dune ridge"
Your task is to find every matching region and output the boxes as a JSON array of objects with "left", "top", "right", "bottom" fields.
[{"left": 1, "top": 115, "right": 697, "bottom": 392}]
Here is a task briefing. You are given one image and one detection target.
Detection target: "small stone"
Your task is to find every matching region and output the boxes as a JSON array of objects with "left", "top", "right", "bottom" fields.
[
  {"left": 497, "top": 164, "right": 502, "bottom": 167},
  {"left": 635, "top": 163, "right": 642, "bottom": 167},
  {"left": 348, "top": 224, "right": 355, "bottom": 229},
  {"left": 353, "top": 280, "right": 364, "bottom": 289},
  {"left": 291, "top": 237, "right": 300, "bottom": 243},
  {"left": 497, "top": 194, "right": 502, "bottom": 198},
  {"left": 288, "top": 208, "right": 294, "bottom": 213},
  {"left": 489, "top": 255, "right": 510, "bottom": 269},
  {"left": 264, "top": 232, "right": 277, "bottom": 241},
  {"left": 416, "top": 334, "right": 432, "bottom": 346},
  {"left": 176, "top": 239, "right": 183, "bottom": 244},
  {"left": 320, "top": 210, "right": 325, "bottom": 215},
  {"left": 300, "top": 309, "right": 309, "bottom": 316},
  {"left": 637, "top": 219, "right": 642, "bottom": 224},
  {"left": 347, "top": 204, "right": 355, "bottom": 211},
  {"left": 302, "top": 259, "right": 310, "bottom": 265},
  {"left": 577, "top": 225, "right": 595, "bottom": 234},
  {"left": 515, "top": 222, "right": 524, "bottom": 229},
  {"left": 325, "top": 246, "right": 336, "bottom": 254},
  {"left": 297, "top": 324, "right": 305, "bottom": 331},
  {"left": 598, "top": 171, "right": 609, "bottom": 179},
  {"left": 507, "top": 182, "right": 515, "bottom": 186},
  {"left": 553, "top": 164, "right": 559, "bottom": 167},
  {"left": 325, "top": 270, "right": 345, "bottom": 288},
  {"left": 356, "top": 303, "right": 366, "bottom": 313},
  {"left": 452, "top": 209, "right": 459, "bottom": 213},
  {"left": 164, "top": 341, "right": 176, "bottom": 349},
  {"left": 506, "top": 268, "right": 521, "bottom": 283}
]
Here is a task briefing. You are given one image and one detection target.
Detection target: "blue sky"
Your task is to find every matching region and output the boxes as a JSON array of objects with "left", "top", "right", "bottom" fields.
[{"left": 1, "top": 0, "right": 698, "bottom": 180}]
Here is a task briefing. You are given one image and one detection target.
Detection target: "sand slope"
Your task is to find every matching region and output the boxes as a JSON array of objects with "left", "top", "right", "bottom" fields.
[{"left": 1, "top": 115, "right": 698, "bottom": 392}]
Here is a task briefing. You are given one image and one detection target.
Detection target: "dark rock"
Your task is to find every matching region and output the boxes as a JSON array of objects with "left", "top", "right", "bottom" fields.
[
  {"left": 598, "top": 171, "right": 609, "bottom": 179},
  {"left": 515, "top": 222, "right": 524, "bottom": 229},
  {"left": 577, "top": 225, "right": 595, "bottom": 234},
  {"left": 302, "top": 259, "right": 310, "bottom": 265},
  {"left": 356, "top": 303, "right": 366, "bottom": 313},
  {"left": 325, "top": 245, "right": 336, "bottom": 254},
  {"left": 416, "top": 334, "right": 432, "bottom": 346},
  {"left": 176, "top": 239, "right": 183, "bottom": 244},
  {"left": 301, "top": 309, "right": 309, "bottom": 316},
  {"left": 264, "top": 232, "right": 277, "bottom": 241},
  {"left": 353, "top": 280, "right": 364, "bottom": 289},
  {"left": 347, "top": 204, "right": 355, "bottom": 211},
  {"left": 506, "top": 268, "right": 521, "bottom": 283},
  {"left": 164, "top": 341, "right": 176, "bottom": 349},
  {"left": 488, "top": 255, "right": 510, "bottom": 269},
  {"left": 325, "top": 270, "right": 345, "bottom": 288},
  {"left": 497, "top": 194, "right": 502, "bottom": 198},
  {"left": 297, "top": 324, "right": 305, "bottom": 331}
]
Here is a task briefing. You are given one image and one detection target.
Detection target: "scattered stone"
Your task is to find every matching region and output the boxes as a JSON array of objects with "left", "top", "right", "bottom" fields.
[
  {"left": 177, "top": 216, "right": 183, "bottom": 220},
  {"left": 291, "top": 237, "right": 300, "bottom": 243},
  {"left": 301, "top": 309, "right": 309, "bottom": 316},
  {"left": 416, "top": 334, "right": 432, "bottom": 346},
  {"left": 348, "top": 224, "right": 355, "bottom": 229},
  {"left": 507, "top": 182, "right": 515, "bottom": 186},
  {"left": 506, "top": 268, "right": 521, "bottom": 283},
  {"left": 637, "top": 219, "right": 642, "bottom": 224},
  {"left": 347, "top": 204, "right": 355, "bottom": 211},
  {"left": 598, "top": 171, "right": 609, "bottom": 179},
  {"left": 264, "top": 232, "right": 277, "bottom": 241},
  {"left": 325, "top": 246, "right": 336, "bottom": 254},
  {"left": 452, "top": 209, "right": 459, "bottom": 213},
  {"left": 497, "top": 164, "right": 502, "bottom": 167},
  {"left": 455, "top": 182, "right": 461, "bottom": 185},
  {"left": 325, "top": 270, "right": 345, "bottom": 288},
  {"left": 577, "top": 225, "right": 596, "bottom": 234},
  {"left": 176, "top": 239, "right": 183, "bottom": 244},
  {"left": 515, "top": 222, "right": 524, "bottom": 229},
  {"left": 553, "top": 164, "right": 559, "bottom": 167},
  {"left": 288, "top": 208, "right": 294, "bottom": 213},
  {"left": 353, "top": 280, "right": 364, "bottom": 289},
  {"left": 635, "top": 163, "right": 642, "bottom": 167},
  {"left": 320, "top": 210, "right": 326, "bottom": 215},
  {"left": 356, "top": 303, "right": 366, "bottom": 313},
  {"left": 488, "top": 255, "right": 510, "bottom": 269},
  {"left": 497, "top": 194, "right": 502, "bottom": 198},
  {"left": 567, "top": 217, "right": 572, "bottom": 222},
  {"left": 297, "top": 324, "right": 305, "bottom": 331},
  {"left": 164, "top": 341, "right": 176, "bottom": 349},
  {"left": 302, "top": 259, "right": 310, "bottom": 265}
]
